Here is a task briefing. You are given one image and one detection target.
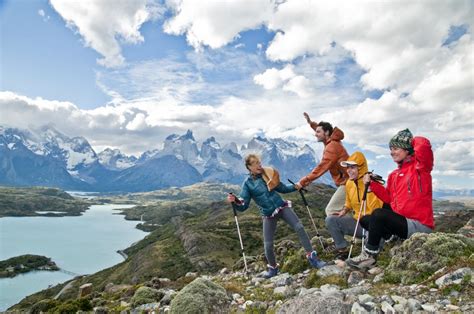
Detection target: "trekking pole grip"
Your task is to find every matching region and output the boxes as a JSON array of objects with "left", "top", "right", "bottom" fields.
[
  {"left": 288, "top": 179, "right": 309, "bottom": 206},
  {"left": 362, "top": 182, "right": 370, "bottom": 201},
  {"left": 229, "top": 192, "right": 239, "bottom": 216}
]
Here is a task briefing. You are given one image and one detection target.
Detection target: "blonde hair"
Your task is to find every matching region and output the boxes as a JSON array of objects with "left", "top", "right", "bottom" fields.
[{"left": 244, "top": 154, "right": 260, "bottom": 170}]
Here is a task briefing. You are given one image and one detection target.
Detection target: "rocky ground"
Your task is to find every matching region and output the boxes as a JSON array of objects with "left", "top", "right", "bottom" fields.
[{"left": 22, "top": 218, "right": 473, "bottom": 314}]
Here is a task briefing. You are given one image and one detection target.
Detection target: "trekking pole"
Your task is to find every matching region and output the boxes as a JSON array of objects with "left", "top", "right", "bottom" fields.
[
  {"left": 229, "top": 193, "right": 249, "bottom": 274},
  {"left": 288, "top": 179, "right": 325, "bottom": 250},
  {"left": 348, "top": 182, "right": 370, "bottom": 259},
  {"left": 361, "top": 190, "right": 368, "bottom": 252}
]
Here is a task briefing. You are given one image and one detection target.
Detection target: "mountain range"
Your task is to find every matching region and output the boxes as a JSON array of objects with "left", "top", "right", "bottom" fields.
[{"left": 0, "top": 126, "right": 332, "bottom": 192}]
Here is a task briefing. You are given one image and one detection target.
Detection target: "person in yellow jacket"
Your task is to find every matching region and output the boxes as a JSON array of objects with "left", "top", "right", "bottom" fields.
[{"left": 325, "top": 151, "right": 383, "bottom": 260}]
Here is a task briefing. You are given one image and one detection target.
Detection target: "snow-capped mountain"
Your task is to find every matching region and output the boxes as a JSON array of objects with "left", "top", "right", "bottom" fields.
[
  {"left": 149, "top": 130, "right": 332, "bottom": 186},
  {"left": 161, "top": 130, "right": 200, "bottom": 162},
  {"left": 0, "top": 127, "right": 91, "bottom": 189},
  {"left": 0, "top": 126, "right": 97, "bottom": 173},
  {"left": 241, "top": 136, "right": 333, "bottom": 186},
  {"left": 0, "top": 126, "right": 333, "bottom": 192},
  {"left": 137, "top": 149, "right": 160, "bottom": 164},
  {"left": 98, "top": 148, "right": 137, "bottom": 170}
]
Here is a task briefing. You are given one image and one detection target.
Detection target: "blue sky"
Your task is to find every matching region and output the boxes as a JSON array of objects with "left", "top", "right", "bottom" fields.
[
  {"left": 0, "top": 0, "right": 109, "bottom": 107},
  {"left": 0, "top": 0, "right": 473, "bottom": 190}
]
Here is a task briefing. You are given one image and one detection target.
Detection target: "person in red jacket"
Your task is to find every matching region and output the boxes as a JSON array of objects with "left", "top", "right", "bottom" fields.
[{"left": 347, "top": 129, "right": 434, "bottom": 269}]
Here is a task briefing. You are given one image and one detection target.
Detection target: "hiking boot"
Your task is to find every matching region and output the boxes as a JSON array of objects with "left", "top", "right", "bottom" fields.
[
  {"left": 334, "top": 249, "right": 349, "bottom": 261},
  {"left": 324, "top": 244, "right": 338, "bottom": 253},
  {"left": 363, "top": 245, "right": 380, "bottom": 256},
  {"left": 346, "top": 251, "right": 376, "bottom": 269},
  {"left": 307, "top": 251, "right": 327, "bottom": 269},
  {"left": 263, "top": 265, "right": 279, "bottom": 279}
]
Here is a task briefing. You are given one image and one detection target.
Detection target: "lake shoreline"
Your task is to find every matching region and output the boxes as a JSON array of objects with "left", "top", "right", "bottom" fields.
[{"left": 0, "top": 204, "right": 149, "bottom": 311}]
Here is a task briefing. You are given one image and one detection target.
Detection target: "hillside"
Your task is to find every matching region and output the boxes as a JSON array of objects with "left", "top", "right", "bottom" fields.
[
  {"left": 9, "top": 183, "right": 474, "bottom": 313},
  {"left": 0, "top": 186, "right": 92, "bottom": 217}
]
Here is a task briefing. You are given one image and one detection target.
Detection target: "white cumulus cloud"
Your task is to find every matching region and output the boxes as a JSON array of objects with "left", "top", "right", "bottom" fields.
[
  {"left": 163, "top": 0, "right": 274, "bottom": 49},
  {"left": 50, "top": 0, "right": 163, "bottom": 67}
]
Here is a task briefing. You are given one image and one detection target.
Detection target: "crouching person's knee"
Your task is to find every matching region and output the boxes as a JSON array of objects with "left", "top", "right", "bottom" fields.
[
  {"left": 325, "top": 215, "right": 338, "bottom": 228},
  {"left": 371, "top": 208, "right": 388, "bottom": 221}
]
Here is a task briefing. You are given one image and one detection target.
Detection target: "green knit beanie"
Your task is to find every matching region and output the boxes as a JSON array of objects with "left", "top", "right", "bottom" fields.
[{"left": 389, "top": 129, "right": 414, "bottom": 154}]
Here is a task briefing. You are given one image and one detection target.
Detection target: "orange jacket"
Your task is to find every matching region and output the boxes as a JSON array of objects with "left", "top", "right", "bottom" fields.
[{"left": 299, "top": 127, "right": 349, "bottom": 187}]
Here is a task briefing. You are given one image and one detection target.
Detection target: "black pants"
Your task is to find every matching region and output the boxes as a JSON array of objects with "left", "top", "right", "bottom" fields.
[{"left": 360, "top": 207, "right": 408, "bottom": 250}]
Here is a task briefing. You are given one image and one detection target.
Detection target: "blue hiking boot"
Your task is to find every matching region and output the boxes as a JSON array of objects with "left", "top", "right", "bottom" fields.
[
  {"left": 263, "top": 265, "right": 279, "bottom": 279},
  {"left": 307, "top": 251, "right": 327, "bottom": 269}
]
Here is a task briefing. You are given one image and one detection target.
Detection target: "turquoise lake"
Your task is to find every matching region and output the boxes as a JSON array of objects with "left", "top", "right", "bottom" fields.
[{"left": 0, "top": 204, "right": 148, "bottom": 311}]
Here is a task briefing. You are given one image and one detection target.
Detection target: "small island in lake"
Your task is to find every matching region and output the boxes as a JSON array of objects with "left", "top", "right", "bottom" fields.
[{"left": 0, "top": 254, "right": 59, "bottom": 278}]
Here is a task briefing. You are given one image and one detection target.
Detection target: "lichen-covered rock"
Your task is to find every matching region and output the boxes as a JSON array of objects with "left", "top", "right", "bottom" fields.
[
  {"left": 276, "top": 295, "right": 349, "bottom": 314},
  {"left": 270, "top": 273, "right": 294, "bottom": 286},
  {"left": 318, "top": 265, "right": 344, "bottom": 278},
  {"left": 347, "top": 271, "right": 364, "bottom": 286},
  {"left": 130, "top": 286, "right": 164, "bottom": 308},
  {"left": 169, "top": 277, "right": 231, "bottom": 314},
  {"left": 435, "top": 267, "right": 473, "bottom": 287},
  {"left": 385, "top": 232, "right": 474, "bottom": 284}
]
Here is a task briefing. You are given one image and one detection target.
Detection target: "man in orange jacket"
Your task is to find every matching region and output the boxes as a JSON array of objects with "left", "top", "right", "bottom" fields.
[{"left": 295, "top": 113, "right": 350, "bottom": 216}]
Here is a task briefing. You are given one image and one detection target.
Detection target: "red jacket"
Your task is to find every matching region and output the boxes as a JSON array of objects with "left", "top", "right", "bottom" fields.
[{"left": 370, "top": 137, "right": 434, "bottom": 229}]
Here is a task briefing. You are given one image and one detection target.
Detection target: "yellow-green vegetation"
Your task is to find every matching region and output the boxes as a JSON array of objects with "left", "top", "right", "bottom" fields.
[
  {"left": 244, "top": 287, "right": 276, "bottom": 302},
  {"left": 130, "top": 286, "right": 164, "bottom": 307},
  {"left": 29, "top": 297, "right": 92, "bottom": 314},
  {"left": 169, "top": 278, "right": 230, "bottom": 314},
  {"left": 304, "top": 270, "right": 347, "bottom": 289},
  {"left": 280, "top": 249, "right": 308, "bottom": 274},
  {"left": 220, "top": 278, "right": 246, "bottom": 295},
  {"left": 0, "top": 186, "right": 91, "bottom": 217}
]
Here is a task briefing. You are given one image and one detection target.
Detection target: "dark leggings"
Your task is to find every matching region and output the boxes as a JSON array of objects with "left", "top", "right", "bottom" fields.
[{"left": 360, "top": 207, "right": 408, "bottom": 249}]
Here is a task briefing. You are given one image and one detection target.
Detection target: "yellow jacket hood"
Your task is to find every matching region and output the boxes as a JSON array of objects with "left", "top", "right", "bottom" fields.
[{"left": 346, "top": 151, "right": 369, "bottom": 180}]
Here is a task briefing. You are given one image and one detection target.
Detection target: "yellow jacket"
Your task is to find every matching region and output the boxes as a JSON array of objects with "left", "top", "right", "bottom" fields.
[{"left": 344, "top": 151, "right": 383, "bottom": 219}]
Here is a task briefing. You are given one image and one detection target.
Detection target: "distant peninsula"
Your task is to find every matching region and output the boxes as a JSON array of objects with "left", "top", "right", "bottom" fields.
[
  {"left": 0, "top": 255, "right": 59, "bottom": 278},
  {"left": 0, "top": 186, "right": 93, "bottom": 217}
]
